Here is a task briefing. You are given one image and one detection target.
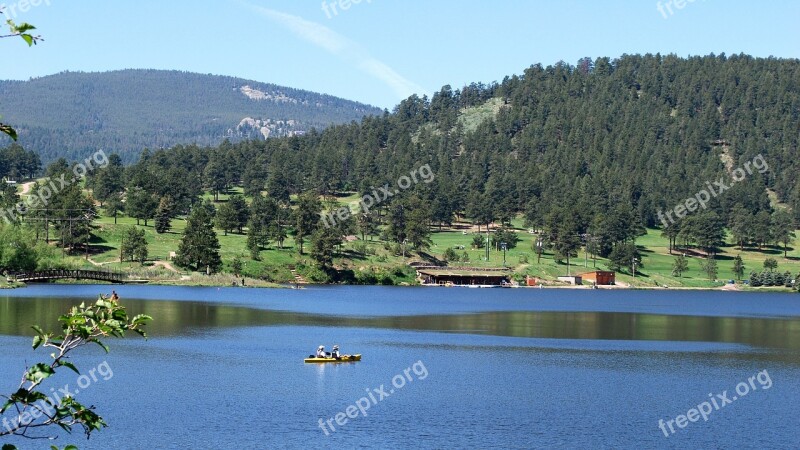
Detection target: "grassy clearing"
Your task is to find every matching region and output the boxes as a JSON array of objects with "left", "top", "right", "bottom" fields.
[
  {"left": 37, "top": 187, "right": 798, "bottom": 289},
  {"left": 459, "top": 97, "right": 504, "bottom": 133},
  {"left": 423, "top": 225, "right": 800, "bottom": 289}
]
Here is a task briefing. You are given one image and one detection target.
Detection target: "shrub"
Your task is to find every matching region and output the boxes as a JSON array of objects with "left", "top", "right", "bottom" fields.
[
  {"left": 354, "top": 269, "right": 378, "bottom": 285},
  {"left": 391, "top": 243, "right": 403, "bottom": 256},
  {"left": 352, "top": 242, "right": 368, "bottom": 255},
  {"left": 774, "top": 271, "right": 785, "bottom": 287},
  {"left": 443, "top": 247, "right": 458, "bottom": 262},
  {"left": 491, "top": 228, "right": 521, "bottom": 249},
  {"left": 749, "top": 271, "right": 761, "bottom": 287}
]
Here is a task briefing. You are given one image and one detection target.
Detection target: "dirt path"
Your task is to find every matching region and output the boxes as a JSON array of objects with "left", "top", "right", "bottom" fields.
[
  {"left": 152, "top": 260, "right": 179, "bottom": 273},
  {"left": 86, "top": 257, "right": 111, "bottom": 267},
  {"left": 20, "top": 181, "right": 35, "bottom": 195},
  {"left": 87, "top": 256, "right": 178, "bottom": 273}
]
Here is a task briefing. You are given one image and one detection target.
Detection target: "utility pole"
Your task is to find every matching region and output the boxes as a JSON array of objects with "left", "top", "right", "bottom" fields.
[
  {"left": 501, "top": 242, "right": 507, "bottom": 268},
  {"left": 584, "top": 234, "right": 588, "bottom": 268},
  {"left": 536, "top": 237, "right": 543, "bottom": 264},
  {"left": 485, "top": 225, "right": 490, "bottom": 262}
]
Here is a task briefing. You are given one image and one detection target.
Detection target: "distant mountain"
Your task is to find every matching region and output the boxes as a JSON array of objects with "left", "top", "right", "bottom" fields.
[{"left": 0, "top": 69, "right": 383, "bottom": 163}]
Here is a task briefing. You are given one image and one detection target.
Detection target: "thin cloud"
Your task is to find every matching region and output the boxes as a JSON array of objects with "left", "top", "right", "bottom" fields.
[{"left": 245, "top": 4, "right": 426, "bottom": 100}]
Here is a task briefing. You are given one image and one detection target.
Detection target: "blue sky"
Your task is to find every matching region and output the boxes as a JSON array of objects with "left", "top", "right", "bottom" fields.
[{"left": 2, "top": 0, "right": 799, "bottom": 108}]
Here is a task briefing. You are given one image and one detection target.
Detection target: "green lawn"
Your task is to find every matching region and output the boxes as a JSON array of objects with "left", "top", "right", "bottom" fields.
[
  {"left": 424, "top": 225, "right": 800, "bottom": 288},
  {"left": 45, "top": 194, "right": 799, "bottom": 289}
]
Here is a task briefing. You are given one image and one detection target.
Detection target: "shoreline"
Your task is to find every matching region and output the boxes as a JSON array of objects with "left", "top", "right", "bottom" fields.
[{"left": 4, "top": 279, "right": 796, "bottom": 293}]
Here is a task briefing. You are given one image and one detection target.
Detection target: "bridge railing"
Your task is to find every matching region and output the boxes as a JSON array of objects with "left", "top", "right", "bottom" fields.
[{"left": 6, "top": 269, "right": 127, "bottom": 283}]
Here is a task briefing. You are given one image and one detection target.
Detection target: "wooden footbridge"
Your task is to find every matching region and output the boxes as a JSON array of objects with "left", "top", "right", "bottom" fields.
[{"left": 9, "top": 269, "right": 128, "bottom": 284}]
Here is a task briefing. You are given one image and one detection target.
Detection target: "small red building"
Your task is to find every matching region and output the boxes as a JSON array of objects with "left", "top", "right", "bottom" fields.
[{"left": 581, "top": 271, "right": 615, "bottom": 285}]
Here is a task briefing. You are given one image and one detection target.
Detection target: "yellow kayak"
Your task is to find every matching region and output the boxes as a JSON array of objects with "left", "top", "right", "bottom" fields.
[{"left": 304, "top": 354, "right": 362, "bottom": 363}]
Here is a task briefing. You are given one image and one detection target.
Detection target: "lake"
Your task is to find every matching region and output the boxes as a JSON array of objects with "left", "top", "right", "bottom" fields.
[{"left": 1, "top": 285, "right": 799, "bottom": 449}]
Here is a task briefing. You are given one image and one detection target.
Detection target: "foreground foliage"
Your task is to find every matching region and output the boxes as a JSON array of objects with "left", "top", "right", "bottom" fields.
[{"left": 0, "top": 297, "right": 151, "bottom": 448}]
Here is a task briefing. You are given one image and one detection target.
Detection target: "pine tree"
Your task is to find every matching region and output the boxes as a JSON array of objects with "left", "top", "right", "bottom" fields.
[
  {"left": 231, "top": 255, "right": 243, "bottom": 276},
  {"left": 728, "top": 204, "right": 753, "bottom": 250},
  {"left": 700, "top": 256, "right": 718, "bottom": 281},
  {"left": 125, "top": 187, "right": 157, "bottom": 226},
  {"left": 749, "top": 271, "right": 762, "bottom": 287},
  {"left": 105, "top": 192, "right": 124, "bottom": 225},
  {"left": 229, "top": 195, "right": 249, "bottom": 234},
  {"left": 310, "top": 226, "right": 341, "bottom": 269},
  {"left": 175, "top": 201, "right": 222, "bottom": 273},
  {"left": 609, "top": 242, "right": 640, "bottom": 274},
  {"left": 771, "top": 210, "right": 796, "bottom": 258},
  {"left": 732, "top": 255, "right": 745, "bottom": 281},
  {"left": 214, "top": 200, "right": 238, "bottom": 236},
  {"left": 295, "top": 191, "right": 322, "bottom": 254},
  {"left": 154, "top": 196, "right": 174, "bottom": 234},
  {"left": 404, "top": 196, "right": 433, "bottom": 251},
  {"left": 672, "top": 255, "right": 689, "bottom": 278},
  {"left": 774, "top": 271, "right": 786, "bottom": 287},
  {"left": 246, "top": 229, "right": 262, "bottom": 261},
  {"left": 120, "top": 226, "right": 148, "bottom": 264}
]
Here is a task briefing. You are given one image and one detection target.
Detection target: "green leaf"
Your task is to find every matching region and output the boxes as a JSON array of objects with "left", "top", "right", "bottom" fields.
[
  {"left": 1, "top": 398, "right": 13, "bottom": 413},
  {"left": 13, "top": 23, "right": 36, "bottom": 33},
  {"left": 112, "top": 308, "right": 127, "bottom": 320},
  {"left": 89, "top": 338, "right": 110, "bottom": 353},
  {"left": 132, "top": 328, "right": 148, "bottom": 339},
  {"left": 0, "top": 123, "right": 18, "bottom": 140},
  {"left": 4, "top": 444, "right": 19, "bottom": 450},
  {"left": 25, "top": 363, "right": 55, "bottom": 383},
  {"left": 7, "top": 387, "right": 49, "bottom": 406},
  {"left": 59, "top": 360, "right": 81, "bottom": 375},
  {"left": 32, "top": 334, "right": 43, "bottom": 349},
  {"left": 131, "top": 314, "right": 153, "bottom": 325},
  {"left": 21, "top": 33, "right": 34, "bottom": 46}
]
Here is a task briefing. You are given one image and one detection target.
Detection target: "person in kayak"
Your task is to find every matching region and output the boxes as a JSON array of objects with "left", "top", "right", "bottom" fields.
[
  {"left": 331, "top": 345, "right": 340, "bottom": 358},
  {"left": 316, "top": 345, "right": 326, "bottom": 358}
]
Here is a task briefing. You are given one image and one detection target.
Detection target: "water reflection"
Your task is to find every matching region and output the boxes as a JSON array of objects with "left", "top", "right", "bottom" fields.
[{"left": 2, "top": 296, "right": 800, "bottom": 350}]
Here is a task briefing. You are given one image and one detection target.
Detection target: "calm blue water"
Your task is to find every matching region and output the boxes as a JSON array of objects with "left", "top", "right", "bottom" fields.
[{"left": 1, "top": 285, "right": 799, "bottom": 449}]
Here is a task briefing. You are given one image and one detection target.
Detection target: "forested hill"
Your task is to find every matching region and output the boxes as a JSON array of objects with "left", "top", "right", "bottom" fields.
[
  {"left": 0, "top": 69, "right": 383, "bottom": 163},
  {"left": 7, "top": 54, "right": 800, "bottom": 245},
  {"left": 111, "top": 53, "right": 798, "bottom": 234}
]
